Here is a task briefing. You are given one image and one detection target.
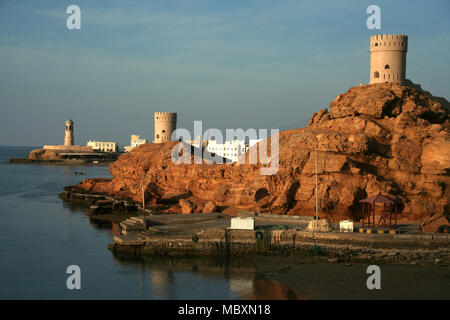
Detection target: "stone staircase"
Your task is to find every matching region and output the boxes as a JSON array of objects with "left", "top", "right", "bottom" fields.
[
  {"left": 113, "top": 216, "right": 158, "bottom": 244},
  {"left": 137, "top": 230, "right": 152, "bottom": 241},
  {"left": 119, "top": 216, "right": 146, "bottom": 235}
]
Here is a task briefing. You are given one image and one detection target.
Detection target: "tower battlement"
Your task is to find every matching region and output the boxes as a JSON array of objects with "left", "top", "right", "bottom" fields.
[
  {"left": 154, "top": 112, "right": 177, "bottom": 122},
  {"left": 369, "top": 34, "right": 408, "bottom": 84},
  {"left": 154, "top": 112, "right": 177, "bottom": 143},
  {"left": 370, "top": 34, "right": 408, "bottom": 52}
]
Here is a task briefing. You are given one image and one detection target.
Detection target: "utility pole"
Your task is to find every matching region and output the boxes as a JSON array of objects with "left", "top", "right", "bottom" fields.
[
  {"left": 293, "top": 134, "right": 319, "bottom": 221},
  {"left": 142, "top": 175, "right": 145, "bottom": 211}
]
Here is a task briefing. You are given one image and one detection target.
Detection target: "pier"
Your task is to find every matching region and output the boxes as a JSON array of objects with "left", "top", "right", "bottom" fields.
[{"left": 110, "top": 212, "right": 450, "bottom": 264}]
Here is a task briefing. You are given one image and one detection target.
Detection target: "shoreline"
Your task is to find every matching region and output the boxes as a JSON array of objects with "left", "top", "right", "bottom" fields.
[
  {"left": 109, "top": 228, "right": 449, "bottom": 266},
  {"left": 8, "top": 158, "right": 115, "bottom": 165},
  {"left": 60, "top": 185, "right": 450, "bottom": 265}
]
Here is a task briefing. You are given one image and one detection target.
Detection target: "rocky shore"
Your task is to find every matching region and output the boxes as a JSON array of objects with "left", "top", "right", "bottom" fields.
[
  {"left": 60, "top": 184, "right": 449, "bottom": 265},
  {"left": 59, "top": 82, "right": 450, "bottom": 264},
  {"left": 9, "top": 147, "right": 120, "bottom": 165},
  {"left": 62, "top": 83, "right": 449, "bottom": 228},
  {"left": 60, "top": 183, "right": 139, "bottom": 214},
  {"left": 9, "top": 158, "right": 114, "bottom": 165}
]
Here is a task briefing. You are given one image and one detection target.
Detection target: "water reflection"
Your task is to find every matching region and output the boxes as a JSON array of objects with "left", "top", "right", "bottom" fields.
[
  {"left": 112, "top": 254, "right": 300, "bottom": 300},
  {"left": 88, "top": 213, "right": 301, "bottom": 299}
]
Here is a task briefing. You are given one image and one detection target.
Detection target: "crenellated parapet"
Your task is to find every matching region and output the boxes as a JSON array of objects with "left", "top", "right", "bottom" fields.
[
  {"left": 154, "top": 112, "right": 177, "bottom": 122},
  {"left": 370, "top": 34, "right": 408, "bottom": 52}
]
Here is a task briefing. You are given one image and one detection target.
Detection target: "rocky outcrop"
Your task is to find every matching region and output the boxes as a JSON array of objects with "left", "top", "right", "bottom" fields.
[
  {"left": 202, "top": 201, "right": 217, "bottom": 213},
  {"left": 28, "top": 148, "right": 62, "bottom": 160},
  {"left": 419, "top": 213, "right": 450, "bottom": 233},
  {"left": 24, "top": 148, "right": 119, "bottom": 163},
  {"left": 179, "top": 199, "right": 196, "bottom": 214},
  {"left": 69, "top": 83, "right": 449, "bottom": 226}
]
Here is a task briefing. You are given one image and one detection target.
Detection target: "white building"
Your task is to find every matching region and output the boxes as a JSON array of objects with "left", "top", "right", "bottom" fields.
[
  {"left": 206, "top": 139, "right": 247, "bottom": 163},
  {"left": 124, "top": 135, "right": 147, "bottom": 152},
  {"left": 184, "top": 137, "right": 265, "bottom": 163},
  {"left": 87, "top": 140, "right": 119, "bottom": 152}
]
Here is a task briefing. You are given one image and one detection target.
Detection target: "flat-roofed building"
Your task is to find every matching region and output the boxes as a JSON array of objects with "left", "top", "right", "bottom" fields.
[
  {"left": 87, "top": 140, "right": 118, "bottom": 152},
  {"left": 124, "top": 135, "right": 147, "bottom": 152},
  {"left": 205, "top": 139, "right": 247, "bottom": 163}
]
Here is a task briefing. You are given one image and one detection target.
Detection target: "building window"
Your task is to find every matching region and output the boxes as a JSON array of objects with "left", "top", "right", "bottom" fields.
[
  {"left": 374, "top": 71, "right": 379, "bottom": 78},
  {"left": 384, "top": 64, "right": 390, "bottom": 69}
]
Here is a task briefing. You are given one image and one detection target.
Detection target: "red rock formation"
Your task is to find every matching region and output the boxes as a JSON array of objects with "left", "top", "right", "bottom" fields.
[
  {"left": 75, "top": 83, "right": 450, "bottom": 223},
  {"left": 419, "top": 213, "right": 449, "bottom": 233}
]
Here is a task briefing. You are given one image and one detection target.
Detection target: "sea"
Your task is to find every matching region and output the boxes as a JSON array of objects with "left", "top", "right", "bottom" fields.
[{"left": 0, "top": 146, "right": 448, "bottom": 299}]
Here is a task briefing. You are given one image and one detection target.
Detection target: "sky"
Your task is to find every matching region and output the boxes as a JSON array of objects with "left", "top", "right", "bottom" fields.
[{"left": 0, "top": 0, "right": 449, "bottom": 146}]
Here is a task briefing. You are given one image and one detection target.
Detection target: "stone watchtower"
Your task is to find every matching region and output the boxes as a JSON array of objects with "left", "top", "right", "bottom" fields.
[
  {"left": 154, "top": 112, "right": 177, "bottom": 143},
  {"left": 64, "top": 119, "right": 74, "bottom": 146},
  {"left": 369, "top": 34, "right": 408, "bottom": 84}
]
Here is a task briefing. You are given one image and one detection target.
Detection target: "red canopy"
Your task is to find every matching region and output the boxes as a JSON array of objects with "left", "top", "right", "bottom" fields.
[{"left": 360, "top": 193, "right": 395, "bottom": 204}]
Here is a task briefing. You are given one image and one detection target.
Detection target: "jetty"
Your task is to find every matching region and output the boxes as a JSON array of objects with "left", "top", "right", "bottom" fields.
[{"left": 109, "top": 212, "right": 450, "bottom": 264}]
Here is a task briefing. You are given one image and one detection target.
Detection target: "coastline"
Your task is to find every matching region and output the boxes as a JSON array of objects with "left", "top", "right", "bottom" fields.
[
  {"left": 109, "top": 227, "right": 449, "bottom": 265},
  {"left": 8, "top": 158, "right": 114, "bottom": 165},
  {"left": 60, "top": 185, "right": 450, "bottom": 266}
]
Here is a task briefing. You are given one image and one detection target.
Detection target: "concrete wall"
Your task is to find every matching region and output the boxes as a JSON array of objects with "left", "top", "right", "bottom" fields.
[
  {"left": 154, "top": 112, "right": 177, "bottom": 143},
  {"left": 43, "top": 145, "right": 93, "bottom": 152},
  {"left": 369, "top": 34, "right": 408, "bottom": 84}
]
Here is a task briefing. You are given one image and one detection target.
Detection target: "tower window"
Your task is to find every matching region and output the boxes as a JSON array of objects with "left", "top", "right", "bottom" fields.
[
  {"left": 375, "top": 43, "right": 378, "bottom": 47},
  {"left": 162, "top": 130, "right": 166, "bottom": 133},
  {"left": 374, "top": 71, "right": 379, "bottom": 78},
  {"left": 384, "top": 64, "right": 390, "bottom": 69},
  {"left": 156, "top": 134, "right": 160, "bottom": 139}
]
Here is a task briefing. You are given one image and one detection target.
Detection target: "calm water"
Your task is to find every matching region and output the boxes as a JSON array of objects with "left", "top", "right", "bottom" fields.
[{"left": 0, "top": 146, "right": 448, "bottom": 300}]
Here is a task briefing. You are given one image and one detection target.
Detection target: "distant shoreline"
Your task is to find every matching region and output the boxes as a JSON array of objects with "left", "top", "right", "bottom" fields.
[{"left": 8, "top": 157, "right": 113, "bottom": 165}]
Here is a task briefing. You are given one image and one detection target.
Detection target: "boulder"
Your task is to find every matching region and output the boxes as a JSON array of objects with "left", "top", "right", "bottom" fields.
[
  {"left": 202, "top": 201, "right": 217, "bottom": 213},
  {"left": 419, "top": 214, "right": 450, "bottom": 233},
  {"left": 179, "top": 199, "right": 195, "bottom": 214},
  {"left": 306, "top": 219, "right": 332, "bottom": 232}
]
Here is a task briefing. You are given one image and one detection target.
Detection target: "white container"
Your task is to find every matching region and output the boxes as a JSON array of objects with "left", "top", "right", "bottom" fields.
[
  {"left": 230, "top": 217, "right": 254, "bottom": 230},
  {"left": 339, "top": 220, "right": 354, "bottom": 233}
]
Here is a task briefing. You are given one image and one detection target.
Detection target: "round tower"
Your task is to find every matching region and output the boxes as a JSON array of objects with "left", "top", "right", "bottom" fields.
[
  {"left": 369, "top": 34, "right": 408, "bottom": 84},
  {"left": 154, "top": 112, "right": 177, "bottom": 143},
  {"left": 64, "top": 119, "right": 74, "bottom": 146}
]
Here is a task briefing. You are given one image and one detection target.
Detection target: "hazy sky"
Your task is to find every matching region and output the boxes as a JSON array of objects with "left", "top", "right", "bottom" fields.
[{"left": 0, "top": 0, "right": 449, "bottom": 146}]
